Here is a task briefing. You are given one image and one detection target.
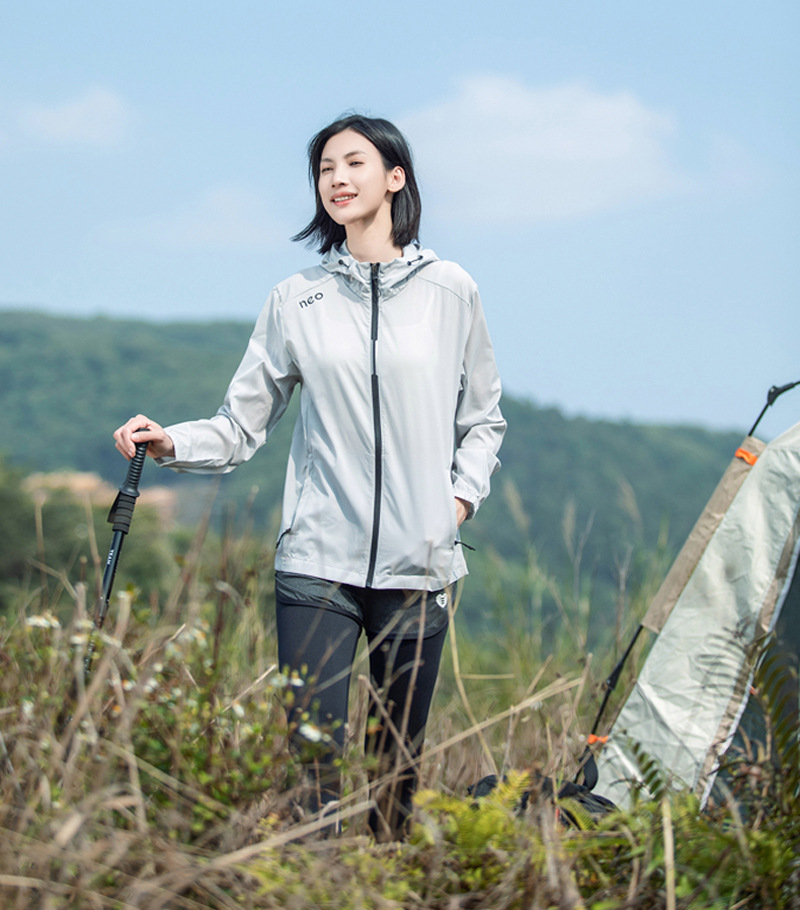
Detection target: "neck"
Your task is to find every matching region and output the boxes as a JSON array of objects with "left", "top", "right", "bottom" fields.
[{"left": 345, "top": 218, "right": 402, "bottom": 263}]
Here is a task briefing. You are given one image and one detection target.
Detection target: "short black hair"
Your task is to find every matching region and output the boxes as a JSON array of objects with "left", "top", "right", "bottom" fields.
[{"left": 292, "top": 114, "right": 422, "bottom": 254}]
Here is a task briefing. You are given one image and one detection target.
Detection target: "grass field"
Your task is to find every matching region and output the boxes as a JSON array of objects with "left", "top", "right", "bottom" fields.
[{"left": 1, "top": 518, "right": 798, "bottom": 909}]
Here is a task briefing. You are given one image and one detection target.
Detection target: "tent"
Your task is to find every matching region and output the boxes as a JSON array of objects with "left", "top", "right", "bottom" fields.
[{"left": 593, "top": 418, "right": 800, "bottom": 809}]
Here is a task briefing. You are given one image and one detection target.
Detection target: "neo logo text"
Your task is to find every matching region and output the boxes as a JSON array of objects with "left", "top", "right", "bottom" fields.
[{"left": 299, "top": 292, "right": 324, "bottom": 308}]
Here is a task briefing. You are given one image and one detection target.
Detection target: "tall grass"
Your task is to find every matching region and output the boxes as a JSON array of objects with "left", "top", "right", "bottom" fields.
[{"left": 1, "top": 504, "right": 798, "bottom": 909}]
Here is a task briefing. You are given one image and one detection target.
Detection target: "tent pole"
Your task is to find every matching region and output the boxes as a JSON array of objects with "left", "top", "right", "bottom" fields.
[
  {"left": 575, "top": 624, "right": 645, "bottom": 787},
  {"left": 748, "top": 381, "right": 800, "bottom": 437}
]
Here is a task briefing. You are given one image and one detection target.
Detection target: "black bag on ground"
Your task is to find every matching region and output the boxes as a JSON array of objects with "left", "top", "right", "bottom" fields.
[{"left": 468, "top": 773, "right": 617, "bottom": 829}]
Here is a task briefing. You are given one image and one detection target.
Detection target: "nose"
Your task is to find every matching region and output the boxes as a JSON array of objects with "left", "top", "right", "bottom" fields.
[{"left": 330, "top": 162, "right": 348, "bottom": 186}]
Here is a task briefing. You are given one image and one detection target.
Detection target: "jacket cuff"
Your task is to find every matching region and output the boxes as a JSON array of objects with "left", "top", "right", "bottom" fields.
[
  {"left": 452, "top": 480, "right": 479, "bottom": 519},
  {"left": 154, "top": 424, "right": 186, "bottom": 468}
]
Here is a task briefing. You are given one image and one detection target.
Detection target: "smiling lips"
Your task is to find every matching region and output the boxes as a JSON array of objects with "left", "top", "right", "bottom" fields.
[{"left": 331, "top": 193, "right": 356, "bottom": 206}]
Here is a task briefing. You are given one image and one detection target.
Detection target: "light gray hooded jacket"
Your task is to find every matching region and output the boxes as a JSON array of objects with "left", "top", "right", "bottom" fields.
[{"left": 159, "top": 242, "right": 506, "bottom": 590}]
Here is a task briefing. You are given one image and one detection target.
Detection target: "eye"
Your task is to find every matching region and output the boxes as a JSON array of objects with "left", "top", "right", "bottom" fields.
[{"left": 319, "top": 165, "right": 332, "bottom": 175}]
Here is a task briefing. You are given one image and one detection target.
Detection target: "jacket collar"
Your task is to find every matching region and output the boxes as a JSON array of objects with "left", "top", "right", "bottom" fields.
[{"left": 321, "top": 241, "right": 437, "bottom": 299}]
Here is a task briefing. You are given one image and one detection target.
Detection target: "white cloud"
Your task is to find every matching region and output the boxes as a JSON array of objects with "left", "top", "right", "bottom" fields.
[
  {"left": 20, "top": 87, "right": 132, "bottom": 146},
  {"left": 401, "top": 75, "right": 689, "bottom": 223},
  {"left": 102, "top": 184, "right": 284, "bottom": 251}
]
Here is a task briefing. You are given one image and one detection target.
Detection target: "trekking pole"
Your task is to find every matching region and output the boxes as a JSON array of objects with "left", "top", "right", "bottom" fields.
[{"left": 83, "top": 433, "right": 149, "bottom": 680}]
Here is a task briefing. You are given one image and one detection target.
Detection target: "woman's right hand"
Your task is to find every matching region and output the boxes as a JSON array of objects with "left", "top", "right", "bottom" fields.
[{"left": 113, "top": 415, "right": 176, "bottom": 461}]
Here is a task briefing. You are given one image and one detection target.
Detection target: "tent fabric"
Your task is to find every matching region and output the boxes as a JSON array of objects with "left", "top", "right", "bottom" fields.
[
  {"left": 595, "top": 422, "right": 800, "bottom": 809},
  {"left": 641, "top": 436, "right": 765, "bottom": 634},
  {"left": 698, "top": 522, "right": 800, "bottom": 802}
]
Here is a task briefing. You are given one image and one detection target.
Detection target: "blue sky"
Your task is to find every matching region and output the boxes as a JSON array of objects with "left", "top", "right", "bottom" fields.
[{"left": 1, "top": 1, "right": 798, "bottom": 438}]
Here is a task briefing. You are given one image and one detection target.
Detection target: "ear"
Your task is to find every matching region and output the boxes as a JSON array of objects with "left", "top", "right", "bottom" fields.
[{"left": 386, "top": 166, "right": 406, "bottom": 194}]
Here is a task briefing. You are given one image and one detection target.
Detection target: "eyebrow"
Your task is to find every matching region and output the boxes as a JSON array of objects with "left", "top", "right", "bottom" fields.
[{"left": 319, "top": 150, "right": 368, "bottom": 163}]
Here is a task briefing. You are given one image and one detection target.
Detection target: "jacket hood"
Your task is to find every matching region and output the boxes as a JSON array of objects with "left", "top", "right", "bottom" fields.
[{"left": 321, "top": 241, "right": 438, "bottom": 300}]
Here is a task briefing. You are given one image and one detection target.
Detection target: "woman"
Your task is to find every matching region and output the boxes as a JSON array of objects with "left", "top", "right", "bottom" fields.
[{"left": 114, "top": 114, "right": 506, "bottom": 840}]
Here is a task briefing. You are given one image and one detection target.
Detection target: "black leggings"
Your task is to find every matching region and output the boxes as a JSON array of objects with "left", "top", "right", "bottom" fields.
[{"left": 276, "top": 601, "right": 447, "bottom": 838}]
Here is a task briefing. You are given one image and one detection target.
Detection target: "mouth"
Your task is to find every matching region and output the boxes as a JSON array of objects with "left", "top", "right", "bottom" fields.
[{"left": 331, "top": 193, "right": 356, "bottom": 206}]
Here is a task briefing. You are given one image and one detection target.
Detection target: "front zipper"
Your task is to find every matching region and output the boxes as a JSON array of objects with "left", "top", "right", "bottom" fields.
[{"left": 366, "top": 263, "right": 383, "bottom": 587}]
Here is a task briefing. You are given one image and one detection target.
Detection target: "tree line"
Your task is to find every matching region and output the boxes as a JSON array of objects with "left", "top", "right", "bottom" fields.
[{"left": 0, "top": 310, "right": 746, "bottom": 636}]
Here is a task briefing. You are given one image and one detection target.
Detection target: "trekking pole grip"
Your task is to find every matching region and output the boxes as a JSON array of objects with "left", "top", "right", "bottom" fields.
[
  {"left": 107, "top": 431, "right": 149, "bottom": 534},
  {"left": 123, "top": 436, "right": 149, "bottom": 494}
]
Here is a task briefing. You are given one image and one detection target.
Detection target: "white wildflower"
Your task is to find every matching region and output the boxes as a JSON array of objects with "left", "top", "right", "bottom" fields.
[
  {"left": 26, "top": 612, "right": 61, "bottom": 630},
  {"left": 298, "top": 722, "right": 323, "bottom": 743},
  {"left": 231, "top": 701, "right": 245, "bottom": 719},
  {"left": 271, "top": 672, "right": 305, "bottom": 689}
]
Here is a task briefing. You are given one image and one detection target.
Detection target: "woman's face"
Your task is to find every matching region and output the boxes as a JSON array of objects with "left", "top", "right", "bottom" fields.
[{"left": 318, "top": 129, "right": 404, "bottom": 233}]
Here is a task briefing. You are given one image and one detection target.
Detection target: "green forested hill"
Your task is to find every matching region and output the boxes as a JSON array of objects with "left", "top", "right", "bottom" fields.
[{"left": 0, "top": 310, "right": 745, "bottom": 634}]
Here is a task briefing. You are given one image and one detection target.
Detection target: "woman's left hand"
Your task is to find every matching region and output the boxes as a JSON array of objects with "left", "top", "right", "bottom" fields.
[{"left": 455, "top": 498, "right": 470, "bottom": 527}]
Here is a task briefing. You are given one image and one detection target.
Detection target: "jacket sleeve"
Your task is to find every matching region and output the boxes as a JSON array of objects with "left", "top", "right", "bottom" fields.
[
  {"left": 451, "top": 287, "right": 506, "bottom": 516},
  {"left": 157, "top": 289, "right": 300, "bottom": 474}
]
